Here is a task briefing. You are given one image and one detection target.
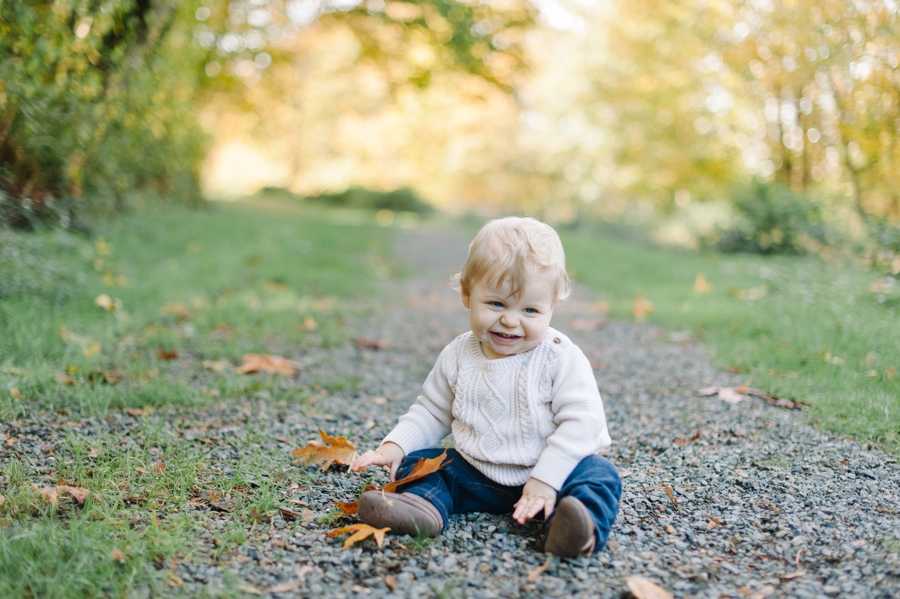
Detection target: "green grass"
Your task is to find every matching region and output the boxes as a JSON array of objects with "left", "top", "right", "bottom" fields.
[
  {"left": 0, "top": 195, "right": 400, "bottom": 598},
  {"left": 562, "top": 224, "right": 900, "bottom": 452},
  {"left": 1, "top": 195, "right": 398, "bottom": 417}
]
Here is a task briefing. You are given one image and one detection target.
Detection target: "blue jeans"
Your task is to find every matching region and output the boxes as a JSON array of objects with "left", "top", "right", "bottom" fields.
[{"left": 395, "top": 448, "right": 621, "bottom": 549}]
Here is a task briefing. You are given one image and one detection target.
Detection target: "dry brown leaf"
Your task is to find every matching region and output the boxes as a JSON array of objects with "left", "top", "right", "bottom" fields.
[
  {"left": 55, "top": 372, "right": 76, "bottom": 385},
  {"left": 291, "top": 429, "right": 358, "bottom": 471},
  {"left": 286, "top": 498, "right": 308, "bottom": 506},
  {"left": 694, "top": 273, "right": 713, "bottom": 293},
  {"left": 39, "top": 486, "right": 59, "bottom": 505},
  {"left": 4, "top": 437, "right": 18, "bottom": 446},
  {"left": 10, "top": 388, "right": 24, "bottom": 399},
  {"left": 103, "top": 371, "right": 122, "bottom": 385},
  {"left": 110, "top": 549, "right": 127, "bottom": 561},
  {"left": 526, "top": 555, "right": 554, "bottom": 582},
  {"left": 202, "top": 360, "right": 230, "bottom": 373},
  {"left": 151, "top": 459, "right": 166, "bottom": 475},
  {"left": 87, "top": 447, "right": 100, "bottom": 458},
  {"left": 625, "top": 576, "right": 673, "bottom": 599},
  {"left": 36, "top": 485, "right": 99, "bottom": 505},
  {"left": 631, "top": 295, "right": 654, "bottom": 320},
  {"left": 167, "top": 575, "right": 185, "bottom": 587},
  {"left": 707, "top": 517, "right": 720, "bottom": 530},
  {"left": 126, "top": 407, "right": 152, "bottom": 417},
  {"left": 327, "top": 523, "right": 390, "bottom": 550},
  {"left": 236, "top": 353, "right": 303, "bottom": 375},
  {"left": 266, "top": 582, "right": 301, "bottom": 593},
  {"left": 157, "top": 348, "right": 179, "bottom": 361},
  {"left": 353, "top": 338, "right": 390, "bottom": 350},
  {"left": 384, "top": 575, "right": 397, "bottom": 590},
  {"left": 664, "top": 484, "right": 678, "bottom": 510},
  {"left": 781, "top": 570, "right": 806, "bottom": 580},
  {"left": 382, "top": 449, "right": 450, "bottom": 494}
]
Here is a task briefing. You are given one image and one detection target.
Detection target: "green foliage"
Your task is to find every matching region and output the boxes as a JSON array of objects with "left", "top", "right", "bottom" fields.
[
  {"left": 305, "top": 186, "right": 434, "bottom": 213},
  {"left": 0, "top": 0, "right": 207, "bottom": 227},
  {"left": 716, "top": 180, "right": 827, "bottom": 255},
  {"left": 0, "top": 225, "right": 88, "bottom": 302}
]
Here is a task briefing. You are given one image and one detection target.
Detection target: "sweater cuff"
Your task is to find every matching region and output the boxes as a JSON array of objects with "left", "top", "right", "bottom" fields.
[
  {"left": 530, "top": 448, "right": 580, "bottom": 491},
  {"left": 382, "top": 422, "right": 427, "bottom": 457}
]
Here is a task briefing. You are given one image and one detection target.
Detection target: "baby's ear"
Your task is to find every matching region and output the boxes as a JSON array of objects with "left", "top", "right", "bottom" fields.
[{"left": 461, "top": 291, "right": 471, "bottom": 309}]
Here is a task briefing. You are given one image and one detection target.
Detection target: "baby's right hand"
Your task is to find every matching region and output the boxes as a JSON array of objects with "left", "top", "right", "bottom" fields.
[{"left": 350, "top": 442, "right": 405, "bottom": 481}]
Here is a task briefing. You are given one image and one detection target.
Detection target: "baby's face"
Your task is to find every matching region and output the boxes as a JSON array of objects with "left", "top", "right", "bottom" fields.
[{"left": 463, "top": 270, "right": 557, "bottom": 360}]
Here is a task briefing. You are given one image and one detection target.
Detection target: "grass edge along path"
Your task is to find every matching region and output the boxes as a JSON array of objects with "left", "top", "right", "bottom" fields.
[{"left": 562, "top": 225, "right": 900, "bottom": 453}]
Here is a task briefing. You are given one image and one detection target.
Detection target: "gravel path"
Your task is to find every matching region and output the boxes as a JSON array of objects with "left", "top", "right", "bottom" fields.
[{"left": 4, "top": 224, "right": 900, "bottom": 598}]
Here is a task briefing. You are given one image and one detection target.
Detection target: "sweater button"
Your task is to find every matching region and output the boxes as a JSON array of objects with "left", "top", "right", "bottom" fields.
[{"left": 553, "top": 337, "right": 561, "bottom": 344}]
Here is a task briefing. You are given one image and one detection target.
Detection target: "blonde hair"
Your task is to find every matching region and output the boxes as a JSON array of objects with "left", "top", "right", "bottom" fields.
[{"left": 454, "top": 217, "right": 572, "bottom": 303}]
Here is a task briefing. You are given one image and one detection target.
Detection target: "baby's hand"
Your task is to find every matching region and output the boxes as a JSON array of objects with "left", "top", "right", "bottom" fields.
[
  {"left": 350, "top": 442, "right": 405, "bottom": 481},
  {"left": 513, "top": 478, "right": 557, "bottom": 524}
]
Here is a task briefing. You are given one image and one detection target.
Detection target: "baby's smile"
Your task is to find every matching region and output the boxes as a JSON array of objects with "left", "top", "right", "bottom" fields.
[{"left": 491, "top": 331, "right": 521, "bottom": 340}]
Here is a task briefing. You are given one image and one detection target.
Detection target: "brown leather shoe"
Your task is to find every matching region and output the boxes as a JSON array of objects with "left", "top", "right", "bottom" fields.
[
  {"left": 358, "top": 491, "right": 443, "bottom": 537},
  {"left": 544, "top": 496, "right": 596, "bottom": 558}
]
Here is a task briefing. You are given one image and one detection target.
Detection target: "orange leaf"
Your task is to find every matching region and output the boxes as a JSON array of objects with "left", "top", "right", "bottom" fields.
[
  {"left": 334, "top": 501, "right": 359, "bottom": 515},
  {"left": 110, "top": 549, "right": 127, "bottom": 561},
  {"left": 631, "top": 295, "right": 654, "bottom": 320},
  {"left": 327, "top": 523, "right": 390, "bottom": 550},
  {"left": 157, "top": 349, "right": 179, "bottom": 361},
  {"left": 693, "top": 273, "right": 713, "bottom": 293},
  {"left": 526, "top": 555, "right": 554, "bottom": 582},
  {"left": 664, "top": 484, "right": 678, "bottom": 510},
  {"left": 382, "top": 449, "right": 451, "bottom": 494},
  {"left": 625, "top": 576, "right": 674, "bottom": 599},
  {"left": 236, "top": 353, "right": 303, "bottom": 375},
  {"left": 290, "top": 429, "right": 358, "bottom": 471}
]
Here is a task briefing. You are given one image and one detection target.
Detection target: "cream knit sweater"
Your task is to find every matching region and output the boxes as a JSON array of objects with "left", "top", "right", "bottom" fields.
[{"left": 382, "top": 328, "right": 611, "bottom": 490}]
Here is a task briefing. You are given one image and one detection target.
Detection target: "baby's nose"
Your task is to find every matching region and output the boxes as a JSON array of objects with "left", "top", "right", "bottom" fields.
[{"left": 500, "top": 313, "right": 519, "bottom": 327}]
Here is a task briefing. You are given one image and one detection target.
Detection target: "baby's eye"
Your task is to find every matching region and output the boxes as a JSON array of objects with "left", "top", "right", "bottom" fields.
[
  {"left": 491, "top": 301, "right": 504, "bottom": 308},
  {"left": 524, "top": 307, "right": 537, "bottom": 314}
]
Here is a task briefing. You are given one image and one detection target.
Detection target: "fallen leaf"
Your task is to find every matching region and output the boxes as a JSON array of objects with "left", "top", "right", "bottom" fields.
[
  {"left": 707, "top": 517, "right": 720, "bottom": 530},
  {"left": 730, "top": 286, "right": 768, "bottom": 300},
  {"left": 301, "top": 317, "right": 318, "bottom": 331},
  {"left": 157, "top": 349, "right": 179, "bottom": 361},
  {"left": 35, "top": 485, "right": 100, "bottom": 505},
  {"left": 384, "top": 575, "right": 397, "bottom": 590},
  {"left": 327, "top": 523, "right": 390, "bottom": 550},
  {"left": 625, "top": 576, "right": 673, "bottom": 599},
  {"left": 236, "top": 353, "right": 303, "bottom": 375},
  {"left": 698, "top": 386, "right": 747, "bottom": 404},
  {"left": 110, "top": 549, "right": 127, "bottom": 561},
  {"left": 631, "top": 295, "right": 654, "bottom": 320},
  {"left": 167, "top": 575, "right": 185, "bottom": 587},
  {"left": 95, "top": 294, "right": 122, "bottom": 312},
  {"left": 162, "top": 304, "right": 191, "bottom": 321},
  {"left": 4, "top": 437, "right": 18, "bottom": 446},
  {"left": 526, "top": 555, "right": 553, "bottom": 582},
  {"left": 334, "top": 500, "right": 361, "bottom": 516},
  {"left": 299, "top": 565, "right": 313, "bottom": 578},
  {"left": 39, "top": 486, "right": 59, "bottom": 505},
  {"left": 353, "top": 338, "right": 390, "bottom": 350},
  {"left": 749, "top": 586, "right": 775, "bottom": 599},
  {"left": 694, "top": 273, "right": 713, "bottom": 293},
  {"left": 126, "top": 407, "right": 152, "bottom": 417},
  {"left": 291, "top": 428, "right": 358, "bottom": 471},
  {"left": 780, "top": 570, "right": 806, "bottom": 580},
  {"left": 10, "top": 388, "right": 24, "bottom": 399},
  {"left": 286, "top": 498, "right": 308, "bottom": 506},
  {"left": 88, "top": 447, "right": 100, "bottom": 458},
  {"left": 664, "top": 484, "right": 678, "bottom": 510},
  {"left": 279, "top": 507, "right": 303, "bottom": 520},
  {"left": 382, "top": 449, "right": 451, "bottom": 494},
  {"left": 103, "top": 371, "right": 122, "bottom": 384},
  {"left": 55, "top": 373, "right": 76, "bottom": 385},
  {"left": 266, "top": 582, "right": 301, "bottom": 593},
  {"left": 202, "top": 360, "right": 230, "bottom": 373}
]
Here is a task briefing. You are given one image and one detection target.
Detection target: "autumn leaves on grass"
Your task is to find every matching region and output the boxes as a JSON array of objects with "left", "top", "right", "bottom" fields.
[{"left": 290, "top": 429, "right": 451, "bottom": 550}]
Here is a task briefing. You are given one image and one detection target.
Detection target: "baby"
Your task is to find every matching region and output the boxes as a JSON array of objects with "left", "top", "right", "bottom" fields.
[{"left": 351, "top": 217, "right": 621, "bottom": 557}]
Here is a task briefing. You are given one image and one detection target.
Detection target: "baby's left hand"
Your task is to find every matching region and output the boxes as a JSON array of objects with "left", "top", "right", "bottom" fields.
[{"left": 513, "top": 478, "right": 557, "bottom": 524}]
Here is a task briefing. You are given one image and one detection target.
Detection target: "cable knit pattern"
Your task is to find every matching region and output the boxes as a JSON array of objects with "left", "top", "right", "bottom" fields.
[{"left": 382, "top": 328, "right": 611, "bottom": 490}]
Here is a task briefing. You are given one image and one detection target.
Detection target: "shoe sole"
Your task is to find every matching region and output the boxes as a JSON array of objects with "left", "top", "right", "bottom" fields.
[
  {"left": 358, "top": 492, "right": 442, "bottom": 537},
  {"left": 545, "top": 496, "right": 596, "bottom": 557}
]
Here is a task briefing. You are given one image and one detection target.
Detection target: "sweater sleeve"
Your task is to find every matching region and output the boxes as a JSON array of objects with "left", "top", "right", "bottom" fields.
[
  {"left": 529, "top": 342, "right": 611, "bottom": 490},
  {"left": 381, "top": 339, "right": 458, "bottom": 455}
]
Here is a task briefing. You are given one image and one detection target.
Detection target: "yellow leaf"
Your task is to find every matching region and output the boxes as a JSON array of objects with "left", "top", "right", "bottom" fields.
[
  {"left": 625, "top": 576, "right": 674, "bottom": 599},
  {"left": 236, "top": 353, "right": 303, "bottom": 375},
  {"left": 95, "top": 238, "right": 110, "bottom": 256},
  {"left": 326, "top": 523, "right": 390, "bottom": 550},
  {"left": 291, "top": 429, "right": 357, "bottom": 471},
  {"left": 83, "top": 342, "right": 101, "bottom": 357},
  {"left": 694, "top": 273, "right": 713, "bottom": 293},
  {"left": 631, "top": 295, "right": 654, "bottom": 320}
]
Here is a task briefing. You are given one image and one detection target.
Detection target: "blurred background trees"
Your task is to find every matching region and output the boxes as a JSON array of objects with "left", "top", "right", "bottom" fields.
[{"left": 2, "top": 0, "right": 898, "bottom": 264}]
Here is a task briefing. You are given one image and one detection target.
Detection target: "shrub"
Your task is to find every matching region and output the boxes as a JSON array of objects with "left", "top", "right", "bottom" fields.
[
  {"left": 305, "top": 187, "right": 434, "bottom": 214},
  {"left": 715, "top": 180, "right": 827, "bottom": 255}
]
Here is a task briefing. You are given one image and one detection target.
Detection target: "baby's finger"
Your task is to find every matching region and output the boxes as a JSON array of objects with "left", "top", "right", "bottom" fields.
[
  {"left": 389, "top": 460, "right": 399, "bottom": 482},
  {"left": 543, "top": 497, "right": 556, "bottom": 519},
  {"left": 525, "top": 497, "right": 546, "bottom": 519}
]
